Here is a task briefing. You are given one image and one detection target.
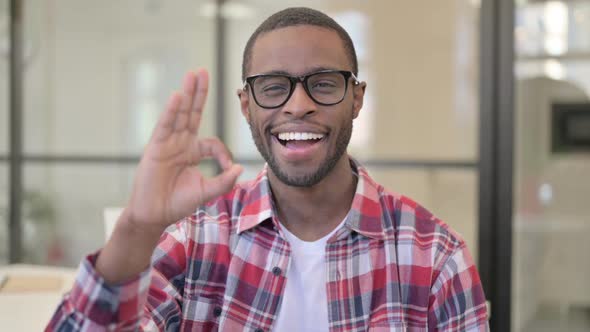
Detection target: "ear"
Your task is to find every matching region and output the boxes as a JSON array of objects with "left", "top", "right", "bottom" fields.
[
  {"left": 352, "top": 81, "right": 367, "bottom": 119},
  {"left": 237, "top": 88, "right": 251, "bottom": 123}
]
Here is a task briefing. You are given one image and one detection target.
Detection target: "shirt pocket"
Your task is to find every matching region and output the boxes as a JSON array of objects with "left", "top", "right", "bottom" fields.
[{"left": 183, "top": 295, "right": 220, "bottom": 323}]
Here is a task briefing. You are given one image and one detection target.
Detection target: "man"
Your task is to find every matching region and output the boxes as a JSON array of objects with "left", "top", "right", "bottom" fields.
[{"left": 47, "top": 7, "right": 489, "bottom": 332}]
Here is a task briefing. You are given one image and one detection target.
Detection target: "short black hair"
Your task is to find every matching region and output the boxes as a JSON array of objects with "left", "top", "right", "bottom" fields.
[{"left": 241, "top": 7, "right": 358, "bottom": 81}]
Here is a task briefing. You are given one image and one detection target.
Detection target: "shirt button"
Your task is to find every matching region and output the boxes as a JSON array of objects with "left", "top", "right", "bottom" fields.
[
  {"left": 272, "top": 266, "right": 282, "bottom": 276},
  {"left": 213, "top": 306, "right": 222, "bottom": 317}
]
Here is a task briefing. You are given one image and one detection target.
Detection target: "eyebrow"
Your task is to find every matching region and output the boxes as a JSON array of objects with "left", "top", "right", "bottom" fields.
[{"left": 254, "top": 66, "right": 341, "bottom": 77}]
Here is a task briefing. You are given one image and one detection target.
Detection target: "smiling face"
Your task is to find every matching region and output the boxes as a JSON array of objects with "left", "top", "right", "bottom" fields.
[{"left": 240, "top": 25, "right": 365, "bottom": 187}]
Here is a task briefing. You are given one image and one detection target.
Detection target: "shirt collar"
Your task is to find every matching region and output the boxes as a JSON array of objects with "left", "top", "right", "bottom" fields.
[{"left": 236, "top": 158, "right": 388, "bottom": 240}]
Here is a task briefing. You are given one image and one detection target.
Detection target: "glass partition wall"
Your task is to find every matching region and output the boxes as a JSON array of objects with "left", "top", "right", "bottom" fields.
[
  {"left": 512, "top": 1, "right": 590, "bottom": 331},
  {"left": 4, "top": 0, "right": 217, "bottom": 266}
]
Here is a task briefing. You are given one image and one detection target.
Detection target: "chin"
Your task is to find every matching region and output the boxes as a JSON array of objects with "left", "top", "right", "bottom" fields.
[{"left": 270, "top": 159, "right": 336, "bottom": 188}]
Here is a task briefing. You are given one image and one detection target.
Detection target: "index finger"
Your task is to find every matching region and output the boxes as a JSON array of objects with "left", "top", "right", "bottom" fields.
[
  {"left": 196, "top": 137, "right": 234, "bottom": 171},
  {"left": 188, "top": 69, "right": 209, "bottom": 134}
]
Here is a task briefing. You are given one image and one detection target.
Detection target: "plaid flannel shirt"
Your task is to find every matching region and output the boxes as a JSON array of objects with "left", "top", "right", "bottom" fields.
[{"left": 46, "top": 159, "right": 489, "bottom": 331}]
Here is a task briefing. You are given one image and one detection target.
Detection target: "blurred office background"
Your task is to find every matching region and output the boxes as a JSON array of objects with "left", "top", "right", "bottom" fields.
[{"left": 0, "top": 1, "right": 588, "bottom": 331}]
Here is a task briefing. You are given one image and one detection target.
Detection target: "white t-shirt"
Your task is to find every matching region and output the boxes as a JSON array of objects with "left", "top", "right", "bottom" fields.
[{"left": 272, "top": 218, "right": 346, "bottom": 332}]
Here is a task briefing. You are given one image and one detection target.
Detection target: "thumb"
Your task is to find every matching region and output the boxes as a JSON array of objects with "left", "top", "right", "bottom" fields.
[{"left": 201, "top": 164, "right": 244, "bottom": 201}]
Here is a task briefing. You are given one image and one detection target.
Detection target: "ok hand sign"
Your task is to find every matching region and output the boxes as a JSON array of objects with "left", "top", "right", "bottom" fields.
[{"left": 127, "top": 69, "right": 243, "bottom": 229}]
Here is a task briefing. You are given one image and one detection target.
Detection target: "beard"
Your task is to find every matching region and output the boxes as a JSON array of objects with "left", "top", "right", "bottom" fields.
[{"left": 249, "top": 108, "right": 353, "bottom": 188}]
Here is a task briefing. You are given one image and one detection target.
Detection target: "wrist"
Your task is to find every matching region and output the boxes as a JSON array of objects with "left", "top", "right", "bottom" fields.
[
  {"left": 119, "top": 207, "right": 168, "bottom": 241},
  {"left": 96, "top": 208, "right": 165, "bottom": 284}
]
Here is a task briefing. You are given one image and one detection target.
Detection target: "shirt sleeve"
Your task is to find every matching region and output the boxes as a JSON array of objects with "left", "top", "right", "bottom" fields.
[
  {"left": 427, "top": 244, "right": 490, "bottom": 332},
  {"left": 45, "top": 220, "right": 188, "bottom": 332}
]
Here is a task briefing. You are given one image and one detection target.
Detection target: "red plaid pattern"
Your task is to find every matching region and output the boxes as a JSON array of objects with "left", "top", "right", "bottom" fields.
[{"left": 46, "top": 159, "right": 489, "bottom": 331}]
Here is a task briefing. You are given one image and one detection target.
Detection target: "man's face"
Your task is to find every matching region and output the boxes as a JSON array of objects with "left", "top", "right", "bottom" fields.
[{"left": 240, "top": 25, "right": 365, "bottom": 187}]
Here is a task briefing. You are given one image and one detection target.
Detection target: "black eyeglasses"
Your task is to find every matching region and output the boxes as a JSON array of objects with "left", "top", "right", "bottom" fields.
[{"left": 243, "top": 70, "right": 359, "bottom": 109}]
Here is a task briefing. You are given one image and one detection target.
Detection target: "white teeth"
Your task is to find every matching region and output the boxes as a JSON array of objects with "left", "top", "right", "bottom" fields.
[{"left": 277, "top": 132, "right": 325, "bottom": 141}]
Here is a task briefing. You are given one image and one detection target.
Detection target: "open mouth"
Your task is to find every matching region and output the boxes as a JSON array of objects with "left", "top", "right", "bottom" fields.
[{"left": 274, "top": 132, "right": 326, "bottom": 148}]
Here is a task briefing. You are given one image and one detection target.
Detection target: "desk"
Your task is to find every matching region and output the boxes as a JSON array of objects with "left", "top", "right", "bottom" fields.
[{"left": 0, "top": 264, "right": 77, "bottom": 332}]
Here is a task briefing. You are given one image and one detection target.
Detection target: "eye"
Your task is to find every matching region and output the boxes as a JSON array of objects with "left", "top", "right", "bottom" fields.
[
  {"left": 310, "top": 80, "right": 339, "bottom": 92},
  {"left": 262, "top": 84, "right": 288, "bottom": 92},
  {"left": 261, "top": 84, "right": 289, "bottom": 96},
  {"left": 311, "top": 81, "right": 336, "bottom": 89}
]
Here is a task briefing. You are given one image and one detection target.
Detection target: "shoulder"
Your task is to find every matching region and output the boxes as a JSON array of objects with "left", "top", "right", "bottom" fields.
[{"left": 377, "top": 184, "right": 467, "bottom": 272}]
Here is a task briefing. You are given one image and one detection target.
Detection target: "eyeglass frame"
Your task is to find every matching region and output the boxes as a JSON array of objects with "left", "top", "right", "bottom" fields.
[{"left": 242, "top": 69, "right": 360, "bottom": 109}]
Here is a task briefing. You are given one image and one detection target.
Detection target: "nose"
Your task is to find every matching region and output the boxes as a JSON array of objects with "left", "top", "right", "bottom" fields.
[{"left": 282, "top": 82, "right": 316, "bottom": 118}]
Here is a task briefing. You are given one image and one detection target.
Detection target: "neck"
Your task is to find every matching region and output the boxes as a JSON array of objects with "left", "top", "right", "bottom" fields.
[{"left": 268, "top": 156, "right": 357, "bottom": 241}]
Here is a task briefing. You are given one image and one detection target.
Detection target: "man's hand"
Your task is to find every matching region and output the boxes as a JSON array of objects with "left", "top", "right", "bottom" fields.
[
  {"left": 128, "top": 69, "right": 242, "bottom": 229},
  {"left": 96, "top": 69, "right": 242, "bottom": 284}
]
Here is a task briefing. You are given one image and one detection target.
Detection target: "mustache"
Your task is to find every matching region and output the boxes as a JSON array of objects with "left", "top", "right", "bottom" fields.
[{"left": 266, "top": 120, "right": 330, "bottom": 134}]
